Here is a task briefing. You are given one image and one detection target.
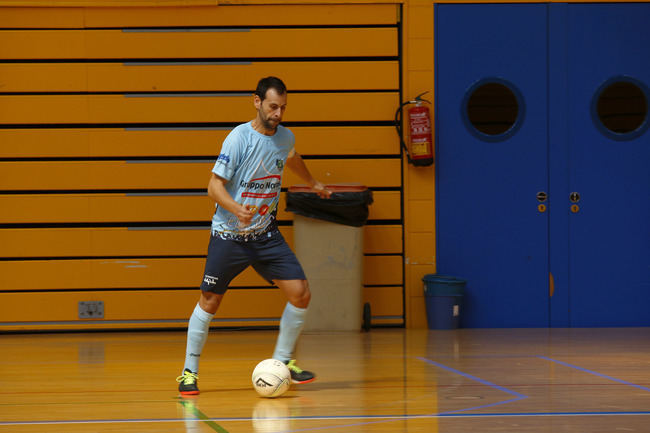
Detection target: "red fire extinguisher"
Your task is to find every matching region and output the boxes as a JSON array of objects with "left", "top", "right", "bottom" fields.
[{"left": 395, "top": 91, "right": 434, "bottom": 166}]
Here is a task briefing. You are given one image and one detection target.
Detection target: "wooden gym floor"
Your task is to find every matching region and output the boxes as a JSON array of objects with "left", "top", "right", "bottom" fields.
[{"left": 0, "top": 327, "right": 648, "bottom": 432}]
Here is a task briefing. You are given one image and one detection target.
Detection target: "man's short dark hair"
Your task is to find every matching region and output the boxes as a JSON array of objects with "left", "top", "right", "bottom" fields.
[{"left": 255, "top": 76, "right": 287, "bottom": 101}]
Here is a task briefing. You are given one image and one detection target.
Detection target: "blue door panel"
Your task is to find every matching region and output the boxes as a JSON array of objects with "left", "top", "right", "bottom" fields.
[
  {"left": 435, "top": 4, "right": 549, "bottom": 327},
  {"left": 565, "top": 4, "right": 650, "bottom": 326}
]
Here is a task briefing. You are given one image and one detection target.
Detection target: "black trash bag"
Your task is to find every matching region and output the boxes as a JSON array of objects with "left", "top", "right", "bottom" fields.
[{"left": 286, "top": 186, "right": 374, "bottom": 227}]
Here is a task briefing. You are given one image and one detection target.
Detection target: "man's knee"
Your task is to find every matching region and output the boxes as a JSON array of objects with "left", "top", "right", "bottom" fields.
[
  {"left": 279, "top": 279, "right": 310, "bottom": 309},
  {"left": 199, "top": 291, "right": 223, "bottom": 314},
  {"left": 292, "top": 280, "right": 311, "bottom": 309}
]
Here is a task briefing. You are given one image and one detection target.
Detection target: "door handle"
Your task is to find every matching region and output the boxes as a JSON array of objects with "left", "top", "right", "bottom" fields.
[
  {"left": 570, "top": 192, "right": 580, "bottom": 213},
  {"left": 537, "top": 191, "right": 547, "bottom": 213}
]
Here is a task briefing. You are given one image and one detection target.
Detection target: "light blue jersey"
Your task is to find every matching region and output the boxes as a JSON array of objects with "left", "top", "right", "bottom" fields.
[{"left": 211, "top": 121, "right": 294, "bottom": 238}]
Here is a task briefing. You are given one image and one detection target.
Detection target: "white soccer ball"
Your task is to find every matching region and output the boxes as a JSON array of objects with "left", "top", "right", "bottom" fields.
[{"left": 252, "top": 359, "right": 291, "bottom": 398}]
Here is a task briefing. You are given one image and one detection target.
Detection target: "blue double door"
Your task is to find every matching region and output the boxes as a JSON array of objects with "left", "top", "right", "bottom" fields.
[{"left": 435, "top": 3, "right": 650, "bottom": 327}]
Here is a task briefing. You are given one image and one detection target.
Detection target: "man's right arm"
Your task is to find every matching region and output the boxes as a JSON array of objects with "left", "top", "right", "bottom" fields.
[{"left": 207, "top": 173, "right": 255, "bottom": 227}]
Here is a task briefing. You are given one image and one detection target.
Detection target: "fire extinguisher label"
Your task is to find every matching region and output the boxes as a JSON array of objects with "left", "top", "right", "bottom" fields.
[
  {"left": 410, "top": 112, "right": 431, "bottom": 131},
  {"left": 411, "top": 139, "right": 430, "bottom": 156}
]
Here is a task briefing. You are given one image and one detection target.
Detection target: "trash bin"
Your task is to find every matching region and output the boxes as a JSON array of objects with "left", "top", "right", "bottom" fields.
[
  {"left": 287, "top": 184, "right": 373, "bottom": 331},
  {"left": 422, "top": 274, "right": 466, "bottom": 329}
]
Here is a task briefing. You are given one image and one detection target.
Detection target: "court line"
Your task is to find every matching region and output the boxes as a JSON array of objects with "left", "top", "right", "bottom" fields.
[
  {"left": 416, "top": 357, "right": 528, "bottom": 398},
  {"left": 538, "top": 356, "right": 650, "bottom": 392},
  {"left": 278, "top": 412, "right": 650, "bottom": 433},
  {"left": 2, "top": 411, "right": 649, "bottom": 426},
  {"left": 178, "top": 398, "right": 230, "bottom": 433},
  {"left": 416, "top": 356, "right": 528, "bottom": 414},
  {"left": 439, "top": 411, "right": 650, "bottom": 418}
]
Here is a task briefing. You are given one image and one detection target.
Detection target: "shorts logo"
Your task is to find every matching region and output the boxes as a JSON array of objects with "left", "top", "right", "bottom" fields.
[
  {"left": 203, "top": 275, "right": 218, "bottom": 285},
  {"left": 217, "top": 154, "right": 231, "bottom": 163},
  {"left": 275, "top": 159, "right": 284, "bottom": 170}
]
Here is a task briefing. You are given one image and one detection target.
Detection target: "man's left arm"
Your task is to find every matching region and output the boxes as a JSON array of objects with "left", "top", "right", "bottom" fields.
[{"left": 285, "top": 151, "right": 331, "bottom": 199}]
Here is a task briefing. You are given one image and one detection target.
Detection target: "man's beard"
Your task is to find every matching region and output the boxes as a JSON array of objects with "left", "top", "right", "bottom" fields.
[{"left": 259, "top": 112, "right": 279, "bottom": 132}]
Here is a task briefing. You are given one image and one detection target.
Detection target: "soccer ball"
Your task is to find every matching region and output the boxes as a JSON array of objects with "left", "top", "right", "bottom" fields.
[{"left": 252, "top": 359, "right": 291, "bottom": 398}]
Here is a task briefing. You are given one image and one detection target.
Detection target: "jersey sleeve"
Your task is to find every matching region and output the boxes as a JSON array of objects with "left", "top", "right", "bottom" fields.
[{"left": 212, "top": 128, "right": 242, "bottom": 181}]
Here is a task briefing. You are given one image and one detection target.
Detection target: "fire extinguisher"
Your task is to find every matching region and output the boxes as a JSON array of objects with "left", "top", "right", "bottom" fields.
[{"left": 395, "top": 91, "right": 434, "bottom": 166}]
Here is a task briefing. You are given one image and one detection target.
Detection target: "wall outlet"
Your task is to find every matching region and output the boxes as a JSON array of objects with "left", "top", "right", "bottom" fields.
[{"left": 78, "top": 301, "right": 104, "bottom": 319}]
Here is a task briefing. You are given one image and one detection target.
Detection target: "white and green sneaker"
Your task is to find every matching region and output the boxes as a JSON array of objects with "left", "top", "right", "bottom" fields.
[
  {"left": 286, "top": 360, "right": 315, "bottom": 384},
  {"left": 176, "top": 368, "right": 199, "bottom": 395}
]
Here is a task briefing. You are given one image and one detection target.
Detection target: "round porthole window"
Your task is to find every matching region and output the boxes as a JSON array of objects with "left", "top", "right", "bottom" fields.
[
  {"left": 462, "top": 79, "right": 524, "bottom": 141},
  {"left": 592, "top": 77, "right": 648, "bottom": 140}
]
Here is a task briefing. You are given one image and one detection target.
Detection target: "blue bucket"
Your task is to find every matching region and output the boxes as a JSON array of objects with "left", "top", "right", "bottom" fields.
[{"left": 422, "top": 274, "right": 466, "bottom": 329}]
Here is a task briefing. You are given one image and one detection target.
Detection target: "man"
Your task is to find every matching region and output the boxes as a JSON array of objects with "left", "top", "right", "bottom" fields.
[{"left": 176, "top": 76, "right": 331, "bottom": 395}]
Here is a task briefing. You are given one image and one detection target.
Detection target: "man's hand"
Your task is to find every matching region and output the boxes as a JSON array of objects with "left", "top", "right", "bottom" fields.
[
  {"left": 208, "top": 174, "right": 258, "bottom": 227},
  {"left": 235, "top": 204, "right": 256, "bottom": 227},
  {"left": 311, "top": 181, "right": 332, "bottom": 199},
  {"left": 286, "top": 153, "right": 332, "bottom": 199}
]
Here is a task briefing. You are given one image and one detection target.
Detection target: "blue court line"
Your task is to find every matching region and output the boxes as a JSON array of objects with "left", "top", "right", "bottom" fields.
[
  {"left": 439, "top": 411, "right": 650, "bottom": 418},
  {"left": 3, "top": 411, "right": 649, "bottom": 427},
  {"left": 281, "top": 410, "right": 650, "bottom": 433},
  {"left": 252, "top": 411, "right": 650, "bottom": 433},
  {"left": 538, "top": 356, "right": 650, "bottom": 392},
  {"left": 416, "top": 357, "right": 528, "bottom": 399},
  {"left": 0, "top": 418, "right": 197, "bottom": 426},
  {"left": 417, "top": 356, "right": 528, "bottom": 414}
]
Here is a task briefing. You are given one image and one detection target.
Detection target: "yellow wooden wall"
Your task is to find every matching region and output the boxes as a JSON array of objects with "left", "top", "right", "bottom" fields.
[{"left": 0, "top": 3, "right": 409, "bottom": 331}]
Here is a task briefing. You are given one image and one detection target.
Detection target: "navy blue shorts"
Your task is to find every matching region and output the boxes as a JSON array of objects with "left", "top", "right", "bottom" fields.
[{"left": 199, "top": 228, "right": 306, "bottom": 294}]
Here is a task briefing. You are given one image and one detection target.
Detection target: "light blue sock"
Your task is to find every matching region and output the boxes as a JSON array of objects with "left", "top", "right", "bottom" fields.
[
  {"left": 272, "top": 302, "right": 307, "bottom": 362},
  {"left": 183, "top": 303, "right": 214, "bottom": 374}
]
